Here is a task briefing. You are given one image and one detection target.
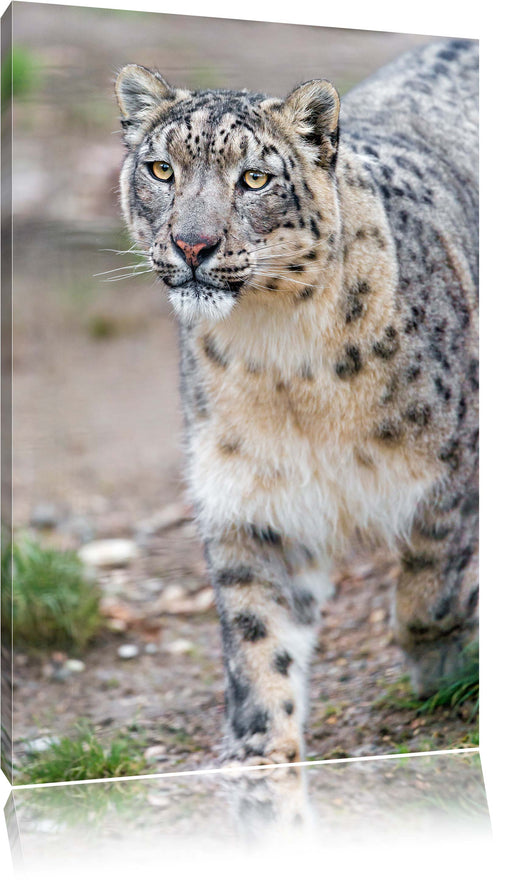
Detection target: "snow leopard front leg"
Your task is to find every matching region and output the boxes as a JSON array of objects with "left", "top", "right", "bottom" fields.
[{"left": 204, "top": 526, "right": 331, "bottom": 764}]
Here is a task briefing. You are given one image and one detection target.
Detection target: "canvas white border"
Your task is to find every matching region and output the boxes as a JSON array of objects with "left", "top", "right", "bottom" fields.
[{"left": 0, "top": 0, "right": 509, "bottom": 873}]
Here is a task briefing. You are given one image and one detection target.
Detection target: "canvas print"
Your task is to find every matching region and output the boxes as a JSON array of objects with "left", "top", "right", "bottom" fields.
[{"left": 1, "top": 2, "right": 478, "bottom": 784}]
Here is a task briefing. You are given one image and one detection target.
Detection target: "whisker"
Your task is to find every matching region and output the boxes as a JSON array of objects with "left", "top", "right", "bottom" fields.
[
  {"left": 256, "top": 257, "right": 324, "bottom": 269},
  {"left": 251, "top": 271, "right": 304, "bottom": 286},
  {"left": 249, "top": 238, "right": 330, "bottom": 257},
  {"left": 93, "top": 262, "right": 151, "bottom": 277},
  {"left": 99, "top": 248, "right": 147, "bottom": 256},
  {"left": 244, "top": 280, "right": 278, "bottom": 294},
  {"left": 102, "top": 269, "right": 154, "bottom": 282}
]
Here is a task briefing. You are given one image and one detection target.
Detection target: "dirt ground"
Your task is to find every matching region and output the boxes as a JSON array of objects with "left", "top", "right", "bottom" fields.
[
  {"left": 7, "top": 6, "right": 477, "bottom": 779},
  {"left": 12, "top": 521, "right": 477, "bottom": 776}
]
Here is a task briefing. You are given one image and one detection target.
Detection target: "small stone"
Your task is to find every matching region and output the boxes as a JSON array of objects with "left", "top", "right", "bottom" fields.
[
  {"left": 164, "top": 639, "right": 194, "bottom": 655},
  {"left": 106, "top": 618, "right": 127, "bottom": 633},
  {"left": 100, "top": 598, "right": 138, "bottom": 629},
  {"left": 78, "top": 539, "right": 138, "bottom": 568},
  {"left": 30, "top": 503, "right": 61, "bottom": 530},
  {"left": 147, "top": 791, "right": 171, "bottom": 807},
  {"left": 65, "top": 659, "right": 85, "bottom": 673},
  {"left": 26, "top": 736, "right": 59, "bottom": 754},
  {"left": 155, "top": 584, "right": 187, "bottom": 612},
  {"left": 117, "top": 644, "right": 139, "bottom": 660},
  {"left": 144, "top": 744, "right": 167, "bottom": 761},
  {"left": 156, "top": 585, "right": 214, "bottom": 615},
  {"left": 144, "top": 643, "right": 158, "bottom": 655},
  {"left": 369, "top": 608, "right": 386, "bottom": 625}
]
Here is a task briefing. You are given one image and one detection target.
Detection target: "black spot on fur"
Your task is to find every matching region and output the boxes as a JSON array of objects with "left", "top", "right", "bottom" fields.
[
  {"left": 216, "top": 566, "right": 255, "bottom": 586},
  {"left": 375, "top": 419, "right": 403, "bottom": 443},
  {"left": 434, "top": 376, "right": 452, "bottom": 402},
  {"left": 345, "top": 279, "right": 371, "bottom": 323},
  {"left": 433, "top": 596, "right": 451, "bottom": 620},
  {"left": 346, "top": 298, "right": 364, "bottom": 323},
  {"left": 467, "top": 585, "right": 479, "bottom": 615},
  {"left": 406, "top": 364, "right": 421, "bottom": 382},
  {"left": 310, "top": 217, "right": 321, "bottom": 239},
  {"left": 429, "top": 341, "right": 451, "bottom": 371},
  {"left": 417, "top": 522, "right": 452, "bottom": 541},
  {"left": 457, "top": 395, "right": 467, "bottom": 423},
  {"left": 335, "top": 345, "right": 362, "bottom": 379},
  {"left": 408, "top": 621, "right": 430, "bottom": 636},
  {"left": 439, "top": 439, "right": 461, "bottom": 471},
  {"left": 405, "top": 402, "right": 431, "bottom": 426},
  {"left": 461, "top": 491, "right": 479, "bottom": 516},
  {"left": 284, "top": 701, "right": 294, "bottom": 716},
  {"left": 232, "top": 706, "right": 269, "bottom": 740},
  {"left": 249, "top": 525, "right": 282, "bottom": 546},
  {"left": 292, "top": 589, "right": 317, "bottom": 625},
  {"left": 373, "top": 326, "right": 399, "bottom": 359},
  {"left": 447, "top": 546, "right": 473, "bottom": 575},
  {"left": 234, "top": 612, "right": 267, "bottom": 641},
  {"left": 227, "top": 670, "right": 250, "bottom": 705},
  {"left": 402, "top": 552, "right": 437, "bottom": 573},
  {"left": 468, "top": 359, "right": 479, "bottom": 391},
  {"left": 438, "top": 48, "right": 457, "bottom": 62},
  {"left": 274, "top": 651, "right": 293, "bottom": 675},
  {"left": 248, "top": 709, "right": 269, "bottom": 735},
  {"left": 350, "top": 280, "right": 371, "bottom": 296}
]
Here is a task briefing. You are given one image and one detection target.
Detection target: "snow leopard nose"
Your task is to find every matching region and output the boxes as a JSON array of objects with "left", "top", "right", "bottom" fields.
[{"left": 173, "top": 236, "right": 221, "bottom": 269}]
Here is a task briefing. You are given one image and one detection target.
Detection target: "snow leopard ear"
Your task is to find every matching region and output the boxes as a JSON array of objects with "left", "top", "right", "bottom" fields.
[
  {"left": 115, "top": 64, "right": 190, "bottom": 146},
  {"left": 284, "top": 80, "right": 340, "bottom": 167}
]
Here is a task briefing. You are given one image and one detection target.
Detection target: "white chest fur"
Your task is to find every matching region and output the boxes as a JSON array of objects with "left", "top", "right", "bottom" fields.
[{"left": 187, "top": 343, "right": 437, "bottom": 556}]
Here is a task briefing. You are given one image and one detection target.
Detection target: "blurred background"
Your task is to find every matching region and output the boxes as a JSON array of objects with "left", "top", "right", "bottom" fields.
[
  {"left": 5, "top": 3, "right": 479, "bottom": 786},
  {"left": 11, "top": 4, "right": 430, "bottom": 525}
]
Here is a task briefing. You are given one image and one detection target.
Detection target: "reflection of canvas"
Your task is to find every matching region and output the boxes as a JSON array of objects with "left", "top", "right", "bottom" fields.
[
  {"left": 1, "top": 2, "right": 478, "bottom": 785},
  {"left": 5, "top": 753, "right": 491, "bottom": 873}
]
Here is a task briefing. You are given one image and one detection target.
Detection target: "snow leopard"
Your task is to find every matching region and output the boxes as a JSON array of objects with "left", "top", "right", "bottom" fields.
[{"left": 115, "top": 37, "right": 478, "bottom": 764}]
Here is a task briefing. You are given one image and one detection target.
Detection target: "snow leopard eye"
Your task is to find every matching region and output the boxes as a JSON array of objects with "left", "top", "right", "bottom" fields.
[
  {"left": 242, "top": 169, "right": 269, "bottom": 190},
  {"left": 149, "top": 161, "right": 174, "bottom": 182}
]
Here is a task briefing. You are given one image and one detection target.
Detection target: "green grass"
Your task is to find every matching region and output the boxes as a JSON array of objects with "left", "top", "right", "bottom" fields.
[
  {"left": 419, "top": 652, "right": 479, "bottom": 718},
  {"left": 1, "top": 46, "right": 39, "bottom": 105},
  {"left": 1, "top": 537, "right": 102, "bottom": 652},
  {"left": 375, "top": 645, "right": 479, "bottom": 719},
  {"left": 18, "top": 725, "right": 149, "bottom": 784}
]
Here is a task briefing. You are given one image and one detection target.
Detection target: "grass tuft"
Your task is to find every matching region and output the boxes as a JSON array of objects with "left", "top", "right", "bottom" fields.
[
  {"left": 419, "top": 644, "right": 479, "bottom": 718},
  {"left": 375, "top": 644, "right": 479, "bottom": 719},
  {"left": 18, "top": 724, "right": 149, "bottom": 784},
  {"left": 2, "top": 537, "right": 102, "bottom": 651}
]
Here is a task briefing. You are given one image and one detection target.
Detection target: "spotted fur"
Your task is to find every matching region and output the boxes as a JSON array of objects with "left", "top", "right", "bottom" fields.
[{"left": 115, "top": 38, "right": 478, "bottom": 763}]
